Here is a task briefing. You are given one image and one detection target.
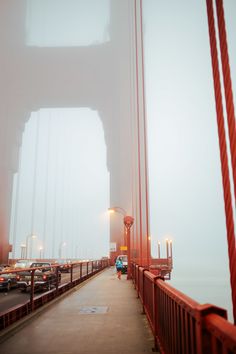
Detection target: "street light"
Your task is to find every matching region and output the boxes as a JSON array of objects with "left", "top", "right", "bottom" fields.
[
  {"left": 39, "top": 247, "right": 44, "bottom": 259},
  {"left": 108, "top": 206, "right": 127, "bottom": 247},
  {"left": 59, "top": 242, "right": 66, "bottom": 259},
  {"left": 20, "top": 244, "right": 26, "bottom": 259},
  {"left": 108, "top": 206, "right": 127, "bottom": 216},
  {"left": 158, "top": 242, "right": 161, "bottom": 258},
  {"left": 26, "top": 234, "right": 37, "bottom": 259},
  {"left": 108, "top": 206, "right": 134, "bottom": 280}
]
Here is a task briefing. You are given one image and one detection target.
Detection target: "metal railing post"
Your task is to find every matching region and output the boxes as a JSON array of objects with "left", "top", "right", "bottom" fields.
[
  {"left": 142, "top": 269, "right": 146, "bottom": 314},
  {"left": 55, "top": 266, "right": 59, "bottom": 295},
  {"left": 80, "top": 262, "right": 82, "bottom": 278},
  {"left": 70, "top": 264, "right": 73, "bottom": 283},
  {"left": 30, "top": 269, "right": 35, "bottom": 312},
  {"left": 153, "top": 277, "right": 160, "bottom": 352}
]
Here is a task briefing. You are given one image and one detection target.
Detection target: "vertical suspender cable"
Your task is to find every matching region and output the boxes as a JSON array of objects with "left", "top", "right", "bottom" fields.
[
  {"left": 42, "top": 113, "right": 51, "bottom": 258},
  {"left": 12, "top": 147, "right": 22, "bottom": 259},
  {"left": 29, "top": 114, "right": 40, "bottom": 258},
  {"left": 206, "top": 0, "right": 236, "bottom": 324},
  {"left": 52, "top": 114, "right": 58, "bottom": 258},
  {"left": 215, "top": 0, "right": 236, "bottom": 204},
  {"left": 129, "top": 0, "right": 136, "bottom": 261},
  {"left": 134, "top": 0, "right": 143, "bottom": 265},
  {"left": 140, "top": 0, "right": 150, "bottom": 267}
]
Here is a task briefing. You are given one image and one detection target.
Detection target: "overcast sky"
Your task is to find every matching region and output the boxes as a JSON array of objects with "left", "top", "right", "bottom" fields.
[{"left": 143, "top": 0, "right": 236, "bottom": 321}]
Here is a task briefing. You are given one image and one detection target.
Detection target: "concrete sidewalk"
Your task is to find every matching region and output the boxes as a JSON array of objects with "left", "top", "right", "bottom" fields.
[{"left": 0, "top": 267, "right": 154, "bottom": 354}]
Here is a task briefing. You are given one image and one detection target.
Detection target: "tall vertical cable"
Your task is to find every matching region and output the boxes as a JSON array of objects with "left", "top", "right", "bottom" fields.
[
  {"left": 134, "top": 0, "right": 143, "bottom": 265},
  {"left": 206, "top": 0, "right": 236, "bottom": 324},
  {"left": 52, "top": 114, "right": 58, "bottom": 258},
  {"left": 128, "top": 0, "right": 136, "bottom": 261},
  {"left": 140, "top": 0, "right": 151, "bottom": 267},
  {"left": 12, "top": 146, "right": 22, "bottom": 258},
  {"left": 42, "top": 113, "right": 52, "bottom": 258},
  {"left": 215, "top": 0, "right": 236, "bottom": 205},
  {"left": 29, "top": 114, "right": 40, "bottom": 258}
]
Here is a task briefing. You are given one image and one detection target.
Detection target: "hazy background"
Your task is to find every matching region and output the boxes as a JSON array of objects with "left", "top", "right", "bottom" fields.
[
  {"left": 10, "top": 108, "right": 110, "bottom": 260},
  {"left": 4, "top": 0, "right": 235, "bottom": 322},
  {"left": 143, "top": 0, "right": 236, "bottom": 322}
]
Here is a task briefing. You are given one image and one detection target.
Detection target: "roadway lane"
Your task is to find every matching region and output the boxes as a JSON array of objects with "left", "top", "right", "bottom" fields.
[
  {"left": 0, "top": 288, "right": 29, "bottom": 312},
  {"left": 0, "top": 264, "right": 94, "bottom": 313}
]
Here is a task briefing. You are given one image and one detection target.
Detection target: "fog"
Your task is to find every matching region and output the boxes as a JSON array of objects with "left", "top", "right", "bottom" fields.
[
  {"left": 26, "top": 0, "right": 110, "bottom": 47},
  {"left": 143, "top": 0, "right": 236, "bottom": 321},
  {"left": 1, "top": 0, "right": 134, "bottom": 263},
  {"left": 10, "top": 109, "right": 110, "bottom": 260},
  {"left": 0, "top": 0, "right": 235, "bottom": 322}
]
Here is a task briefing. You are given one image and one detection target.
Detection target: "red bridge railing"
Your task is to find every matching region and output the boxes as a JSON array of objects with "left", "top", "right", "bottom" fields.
[
  {"left": 0, "top": 259, "right": 109, "bottom": 332},
  {"left": 132, "top": 264, "right": 236, "bottom": 354}
]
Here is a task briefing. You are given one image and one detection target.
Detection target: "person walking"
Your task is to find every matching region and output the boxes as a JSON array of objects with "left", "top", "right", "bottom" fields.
[{"left": 115, "top": 257, "right": 123, "bottom": 280}]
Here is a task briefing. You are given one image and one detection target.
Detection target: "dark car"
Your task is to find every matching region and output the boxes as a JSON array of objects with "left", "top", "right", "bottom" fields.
[
  {"left": 55, "top": 259, "right": 72, "bottom": 273},
  {"left": 17, "top": 262, "right": 61, "bottom": 292},
  {"left": 0, "top": 264, "right": 18, "bottom": 291}
]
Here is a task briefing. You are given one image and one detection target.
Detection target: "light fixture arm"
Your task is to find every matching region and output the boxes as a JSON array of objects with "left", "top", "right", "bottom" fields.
[{"left": 108, "top": 206, "right": 127, "bottom": 216}]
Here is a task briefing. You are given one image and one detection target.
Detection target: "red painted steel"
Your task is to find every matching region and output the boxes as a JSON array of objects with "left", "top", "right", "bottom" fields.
[
  {"left": 139, "top": 0, "right": 150, "bottom": 268},
  {"left": 132, "top": 264, "right": 236, "bottom": 354},
  {"left": 134, "top": 0, "right": 144, "bottom": 266},
  {"left": 123, "top": 215, "right": 134, "bottom": 279},
  {"left": 215, "top": 0, "right": 236, "bottom": 204},
  {"left": 206, "top": 0, "right": 236, "bottom": 324}
]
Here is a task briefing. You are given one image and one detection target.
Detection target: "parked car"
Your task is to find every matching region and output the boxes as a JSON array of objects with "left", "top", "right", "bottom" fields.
[
  {"left": 115, "top": 255, "right": 128, "bottom": 274},
  {"left": 55, "top": 259, "right": 72, "bottom": 273},
  {"left": 0, "top": 264, "right": 18, "bottom": 291},
  {"left": 17, "top": 262, "right": 61, "bottom": 292}
]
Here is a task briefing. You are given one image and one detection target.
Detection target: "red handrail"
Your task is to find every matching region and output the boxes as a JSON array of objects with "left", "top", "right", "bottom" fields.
[{"left": 132, "top": 263, "right": 236, "bottom": 354}]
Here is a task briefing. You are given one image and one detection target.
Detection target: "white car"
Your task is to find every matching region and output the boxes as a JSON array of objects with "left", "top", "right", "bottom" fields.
[{"left": 13, "top": 260, "right": 34, "bottom": 269}]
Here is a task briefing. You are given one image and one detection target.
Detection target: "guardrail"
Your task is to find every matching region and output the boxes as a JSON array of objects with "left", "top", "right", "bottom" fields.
[
  {"left": 0, "top": 259, "right": 109, "bottom": 331},
  {"left": 132, "top": 264, "right": 236, "bottom": 354}
]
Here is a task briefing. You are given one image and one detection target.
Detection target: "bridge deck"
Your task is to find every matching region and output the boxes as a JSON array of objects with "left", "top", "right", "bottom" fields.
[{"left": 0, "top": 267, "right": 154, "bottom": 354}]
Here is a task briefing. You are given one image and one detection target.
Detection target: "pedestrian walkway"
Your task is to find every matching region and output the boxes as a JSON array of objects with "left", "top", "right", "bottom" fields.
[{"left": 0, "top": 267, "right": 154, "bottom": 354}]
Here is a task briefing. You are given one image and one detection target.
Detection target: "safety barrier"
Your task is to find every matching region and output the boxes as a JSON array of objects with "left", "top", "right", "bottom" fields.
[
  {"left": 0, "top": 259, "right": 109, "bottom": 331},
  {"left": 132, "top": 264, "right": 236, "bottom": 354}
]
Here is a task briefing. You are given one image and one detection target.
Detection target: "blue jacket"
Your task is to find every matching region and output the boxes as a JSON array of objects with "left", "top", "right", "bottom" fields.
[{"left": 116, "top": 259, "right": 123, "bottom": 268}]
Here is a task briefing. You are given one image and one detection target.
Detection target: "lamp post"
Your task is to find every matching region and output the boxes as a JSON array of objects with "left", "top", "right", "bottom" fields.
[
  {"left": 20, "top": 244, "right": 26, "bottom": 259},
  {"left": 59, "top": 242, "right": 66, "bottom": 259},
  {"left": 39, "top": 247, "right": 44, "bottom": 259},
  {"left": 169, "top": 240, "right": 172, "bottom": 258},
  {"left": 166, "top": 238, "right": 169, "bottom": 258},
  {"left": 108, "top": 207, "right": 134, "bottom": 280},
  {"left": 158, "top": 241, "right": 161, "bottom": 258},
  {"left": 26, "top": 234, "right": 37, "bottom": 259}
]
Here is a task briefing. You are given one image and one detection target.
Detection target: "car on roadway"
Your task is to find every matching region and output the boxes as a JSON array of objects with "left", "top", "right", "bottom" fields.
[
  {"left": 0, "top": 264, "right": 18, "bottom": 291},
  {"left": 115, "top": 255, "right": 128, "bottom": 274},
  {"left": 13, "top": 259, "right": 34, "bottom": 269},
  {"left": 55, "top": 259, "right": 72, "bottom": 273},
  {"left": 17, "top": 262, "right": 61, "bottom": 292}
]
